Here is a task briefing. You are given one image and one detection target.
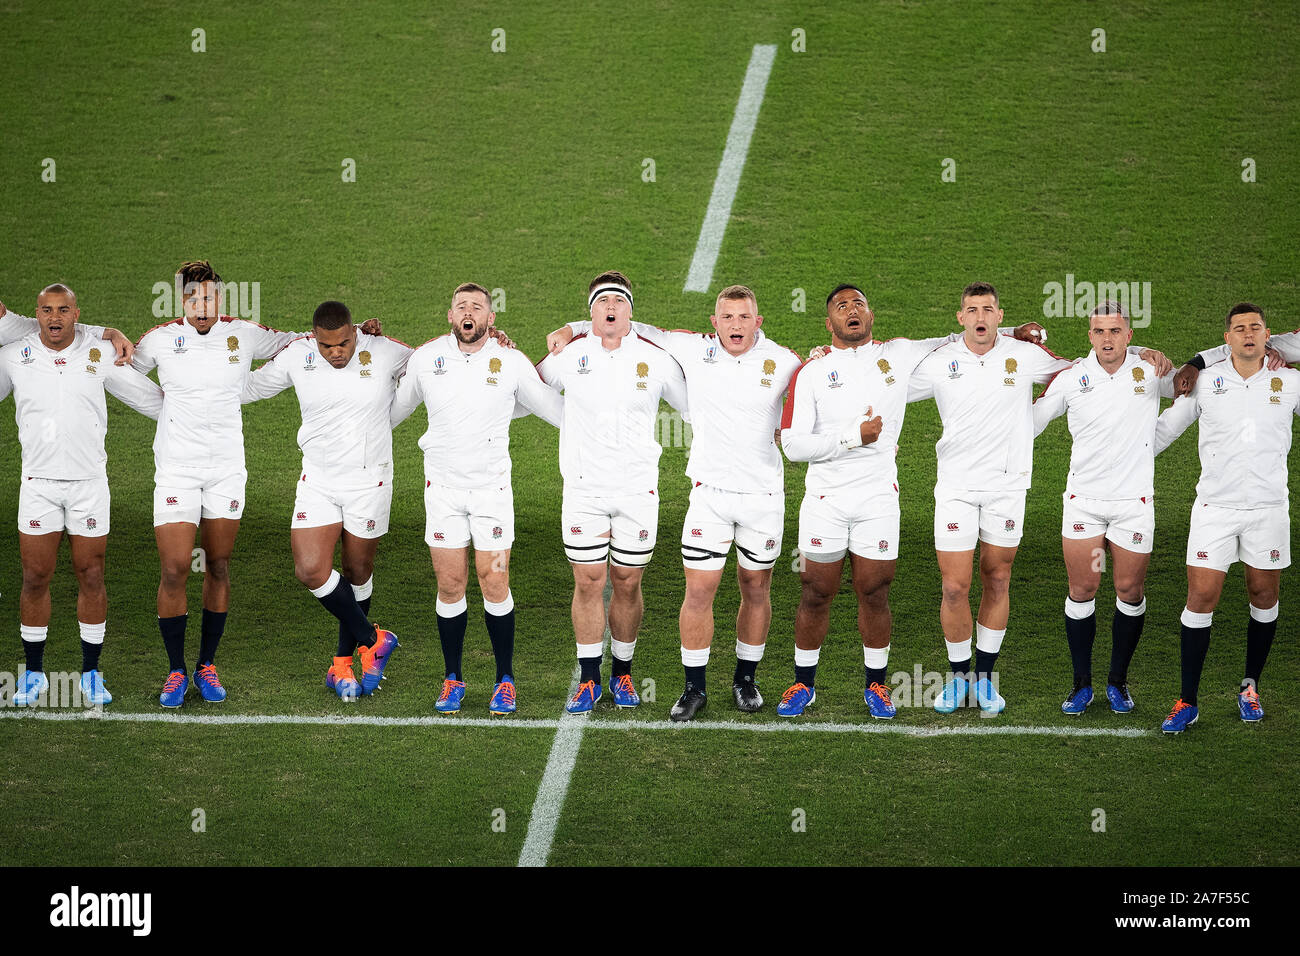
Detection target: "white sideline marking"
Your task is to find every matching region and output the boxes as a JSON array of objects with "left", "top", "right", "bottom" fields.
[
  {"left": 683, "top": 43, "right": 777, "bottom": 293},
  {"left": 516, "top": 579, "right": 612, "bottom": 867},
  {"left": 0, "top": 709, "right": 1152, "bottom": 738}
]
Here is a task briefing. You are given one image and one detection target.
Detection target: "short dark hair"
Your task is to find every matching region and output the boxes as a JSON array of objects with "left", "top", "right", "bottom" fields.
[
  {"left": 312, "top": 300, "right": 352, "bottom": 330},
  {"left": 825, "top": 283, "right": 865, "bottom": 307},
  {"left": 177, "top": 260, "right": 221, "bottom": 286},
  {"left": 1225, "top": 301, "right": 1264, "bottom": 330},
  {"left": 1089, "top": 300, "right": 1128, "bottom": 326},
  {"left": 38, "top": 283, "right": 77, "bottom": 302},
  {"left": 452, "top": 282, "right": 492, "bottom": 307},
  {"left": 960, "top": 281, "right": 999, "bottom": 307},
  {"left": 589, "top": 271, "right": 631, "bottom": 295}
]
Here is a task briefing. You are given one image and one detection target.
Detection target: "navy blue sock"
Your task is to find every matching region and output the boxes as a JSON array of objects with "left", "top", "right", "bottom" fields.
[
  {"left": 159, "top": 614, "right": 188, "bottom": 672},
  {"left": 81, "top": 639, "right": 102, "bottom": 672},
  {"left": 949, "top": 656, "right": 971, "bottom": 682},
  {"left": 198, "top": 608, "right": 227, "bottom": 667},
  {"left": 1244, "top": 615, "right": 1276, "bottom": 687},
  {"left": 437, "top": 609, "right": 468, "bottom": 680},
  {"left": 611, "top": 655, "right": 632, "bottom": 679},
  {"left": 24, "top": 638, "right": 45, "bottom": 672},
  {"left": 1064, "top": 607, "right": 1096, "bottom": 686},
  {"left": 865, "top": 665, "right": 887, "bottom": 687},
  {"left": 733, "top": 657, "right": 758, "bottom": 683},
  {"left": 579, "top": 655, "right": 601, "bottom": 685},
  {"left": 485, "top": 607, "right": 515, "bottom": 683},
  {"left": 315, "top": 578, "right": 372, "bottom": 654},
  {"left": 794, "top": 663, "right": 817, "bottom": 687},
  {"left": 1179, "top": 623, "right": 1211, "bottom": 706},
  {"left": 1108, "top": 606, "right": 1145, "bottom": 685},
  {"left": 975, "top": 648, "right": 999, "bottom": 684},
  {"left": 684, "top": 664, "right": 706, "bottom": 690}
]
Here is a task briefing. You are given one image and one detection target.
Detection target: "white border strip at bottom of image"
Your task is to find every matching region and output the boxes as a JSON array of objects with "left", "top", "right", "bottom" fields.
[{"left": 0, "top": 709, "right": 1152, "bottom": 738}]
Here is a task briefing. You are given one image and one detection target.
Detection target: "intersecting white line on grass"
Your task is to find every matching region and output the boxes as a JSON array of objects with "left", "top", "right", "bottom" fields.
[
  {"left": 0, "top": 709, "right": 1152, "bottom": 738},
  {"left": 683, "top": 43, "right": 777, "bottom": 293}
]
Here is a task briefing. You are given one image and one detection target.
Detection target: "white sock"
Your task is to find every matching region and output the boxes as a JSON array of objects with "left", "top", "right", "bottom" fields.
[
  {"left": 794, "top": 646, "right": 820, "bottom": 668},
  {"left": 681, "top": 646, "right": 710, "bottom": 667},
  {"left": 436, "top": 595, "right": 468, "bottom": 617},
  {"left": 308, "top": 569, "right": 341, "bottom": 599},
  {"left": 976, "top": 623, "right": 1005, "bottom": 653},
  {"left": 484, "top": 591, "right": 514, "bottom": 616},
  {"left": 20, "top": 625, "right": 48, "bottom": 644},
  {"left": 1116, "top": 597, "right": 1146, "bottom": 616},
  {"left": 79, "top": 621, "right": 105, "bottom": 645},
  {"left": 352, "top": 575, "right": 373, "bottom": 602},
  {"left": 735, "top": 641, "right": 765, "bottom": 662},
  {"left": 575, "top": 641, "right": 603, "bottom": 659},
  {"left": 1181, "top": 607, "right": 1213, "bottom": 628},
  {"left": 1249, "top": 602, "right": 1279, "bottom": 623},
  {"left": 946, "top": 637, "right": 971, "bottom": 663},
  {"left": 864, "top": 644, "right": 890, "bottom": 669},
  {"left": 1064, "top": 597, "right": 1095, "bottom": 619},
  {"left": 611, "top": 638, "right": 636, "bottom": 662}
]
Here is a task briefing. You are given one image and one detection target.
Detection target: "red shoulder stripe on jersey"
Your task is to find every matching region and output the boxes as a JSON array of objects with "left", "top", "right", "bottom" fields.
[
  {"left": 1030, "top": 339, "right": 1069, "bottom": 362},
  {"left": 377, "top": 333, "right": 414, "bottom": 350},
  {"left": 415, "top": 332, "right": 453, "bottom": 349},
  {"left": 221, "top": 315, "right": 285, "bottom": 334},
  {"left": 1033, "top": 366, "right": 1072, "bottom": 403},
  {"left": 133, "top": 318, "right": 184, "bottom": 347},
  {"left": 635, "top": 333, "right": 667, "bottom": 351},
  {"left": 779, "top": 359, "right": 814, "bottom": 430},
  {"left": 266, "top": 334, "right": 311, "bottom": 361},
  {"left": 669, "top": 328, "right": 699, "bottom": 335}
]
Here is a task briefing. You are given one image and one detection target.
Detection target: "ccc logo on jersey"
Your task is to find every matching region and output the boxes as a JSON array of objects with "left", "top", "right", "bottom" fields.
[{"left": 635, "top": 361, "right": 649, "bottom": 390}]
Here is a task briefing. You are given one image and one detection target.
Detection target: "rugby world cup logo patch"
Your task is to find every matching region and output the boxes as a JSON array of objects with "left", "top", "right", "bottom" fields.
[
  {"left": 948, "top": 360, "right": 961, "bottom": 379},
  {"left": 1212, "top": 375, "right": 1225, "bottom": 394},
  {"left": 704, "top": 345, "right": 717, "bottom": 363},
  {"left": 434, "top": 355, "right": 446, "bottom": 375},
  {"left": 577, "top": 355, "right": 590, "bottom": 374},
  {"left": 827, "top": 370, "right": 841, "bottom": 388},
  {"left": 174, "top": 335, "right": 187, "bottom": 353},
  {"left": 20, "top": 346, "right": 32, "bottom": 364}
]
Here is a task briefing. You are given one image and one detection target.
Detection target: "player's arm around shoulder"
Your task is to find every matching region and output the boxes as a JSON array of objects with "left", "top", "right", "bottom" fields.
[{"left": 242, "top": 337, "right": 299, "bottom": 403}]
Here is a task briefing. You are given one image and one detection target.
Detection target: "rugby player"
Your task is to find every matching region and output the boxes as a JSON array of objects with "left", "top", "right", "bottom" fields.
[
  {"left": 1154, "top": 303, "right": 1297, "bottom": 733},
  {"left": 1032, "top": 301, "right": 1175, "bottom": 714},
  {"left": 242, "top": 301, "right": 408, "bottom": 701},
  {"left": 776, "top": 284, "right": 1046, "bottom": 717},
  {"left": 547, "top": 284, "right": 801, "bottom": 720},
  {"left": 0, "top": 285, "right": 163, "bottom": 706},
  {"left": 910, "top": 282, "right": 1170, "bottom": 714},
  {"left": 537, "top": 272, "right": 689, "bottom": 714},
  {"left": 133, "top": 261, "right": 382, "bottom": 707},
  {"left": 391, "top": 282, "right": 562, "bottom": 715}
]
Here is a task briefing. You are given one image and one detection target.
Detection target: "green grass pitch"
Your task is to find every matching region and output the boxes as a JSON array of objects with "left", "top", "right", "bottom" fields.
[{"left": 0, "top": 0, "right": 1296, "bottom": 866}]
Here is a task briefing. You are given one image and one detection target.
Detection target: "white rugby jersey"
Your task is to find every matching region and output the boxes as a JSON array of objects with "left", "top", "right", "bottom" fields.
[
  {"left": 567, "top": 321, "right": 801, "bottom": 492},
  {"left": 780, "top": 335, "right": 964, "bottom": 495},
  {"left": 0, "top": 310, "right": 105, "bottom": 347},
  {"left": 1155, "top": 359, "right": 1300, "bottom": 508},
  {"left": 1196, "top": 328, "right": 1300, "bottom": 366},
  {"left": 910, "top": 335, "right": 1077, "bottom": 491},
  {"left": 390, "top": 335, "right": 562, "bottom": 486},
  {"left": 0, "top": 328, "right": 163, "bottom": 480},
  {"left": 537, "top": 331, "right": 688, "bottom": 495},
  {"left": 134, "top": 316, "right": 300, "bottom": 475},
  {"left": 242, "top": 332, "right": 412, "bottom": 486},
  {"left": 1033, "top": 350, "right": 1175, "bottom": 499}
]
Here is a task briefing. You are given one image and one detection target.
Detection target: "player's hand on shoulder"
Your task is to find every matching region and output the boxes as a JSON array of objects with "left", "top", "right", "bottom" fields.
[
  {"left": 546, "top": 326, "right": 574, "bottom": 355},
  {"left": 860, "top": 407, "right": 883, "bottom": 445},
  {"left": 1265, "top": 346, "right": 1284, "bottom": 370},
  {"left": 1173, "top": 363, "right": 1199, "bottom": 397},
  {"left": 103, "top": 327, "right": 135, "bottom": 366},
  {"left": 773, "top": 427, "right": 782, "bottom": 449},
  {"left": 489, "top": 327, "right": 515, "bottom": 349},
  {"left": 1013, "top": 322, "right": 1045, "bottom": 344},
  {"left": 1139, "top": 348, "right": 1172, "bottom": 378},
  {"left": 0, "top": 298, "right": 6, "bottom": 318},
  {"left": 359, "top": 318, "right": 382, "bottom": 335},
  {"left": 807, "top": 344, "right": 831, "bottom": 360}
]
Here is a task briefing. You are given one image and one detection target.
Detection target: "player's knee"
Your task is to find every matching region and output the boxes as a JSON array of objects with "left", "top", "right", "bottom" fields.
[
  {"left": 572, "top": 566, "right": 606, "bottom": 597},
  {"left": 798, "top": 579, "right": 836, "bottom": 610},
  {"left": 980, "top": 569, "right": 1011, "bottom": 599},
  {"left": 74, "top": 560, "right": 105, "bottom": 592},
  {"left": 609, "top": 565, "right": 642, "bottom": 596},
  {"left": 294, "top": 560, "right": 329, "bottom": 590},
  {"left": 1247, "top": 583, "right": 1279, "bottom": 609},
  {"left": 857, "top": 578, "right": 892, "bottom": 610},
  {"left": 478, "top": 572, "right": 509, "bottom": 604},
  {"left": 737, "top": 570, "right": 772, "bottom": 604},
  {"left": 940, "top": 579, "right": 970, "bottom": 605},
  {"left": 21, "top": 563, "right": 54, "bottom": 591},
  {"left": 682, "top": 582, "right": 717, "bottom": 612},
  {"left": 206, "top": 555, "right": 231, "bottom": 583},
  {"left": 1113, "top": 579, "right": 1144, "bottom": 605}
]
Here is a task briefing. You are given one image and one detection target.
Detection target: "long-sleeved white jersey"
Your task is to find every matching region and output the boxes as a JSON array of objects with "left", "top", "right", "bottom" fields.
[
  {"left": 1155, "top": 358, "right": 1300, "bottom": 508},
  {"left": 780, "top": 335, "right": 967, "bottom": 495},
  {"left": 242, "top": 332, "right": 412, "bottom": 486},
  {"left": 537, "top": 331, "right": 688, "bottom": 495},
  {"left": 0, "top": 328, "right": 163, "bottom": 480},
  {"left": 133, "top": 316, "right": 300, "bottom": 476},
  {"left": 390, "top": 334, "right": 562, "bottom": 486},
  {"left": 910, "top": 335, "right": 1077, "bottom": 491},
  {"left": 1032, "top": 350, "right": 1175, "bottom": 499},
  {"left": 566, "top": 320, "right": 801, "bottom": 493},
  {"left": 0, "top": 310, "right": 104, "bottom": 347}
]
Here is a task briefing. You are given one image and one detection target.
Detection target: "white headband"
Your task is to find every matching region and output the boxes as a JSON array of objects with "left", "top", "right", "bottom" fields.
[{"left": 588, "top": 283, "right": 633, "bottom": 311}]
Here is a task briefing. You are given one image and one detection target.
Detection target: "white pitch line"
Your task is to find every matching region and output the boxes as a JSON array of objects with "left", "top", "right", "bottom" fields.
[
  {"left": 0, "top": 709, "right": 1153, "bottom": 737},
  {"left": 516, "top": 579, "right": 613, "bottom": 867},
  {"left": 683, "top": 43, "right": 777, "bottom": 293}
]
